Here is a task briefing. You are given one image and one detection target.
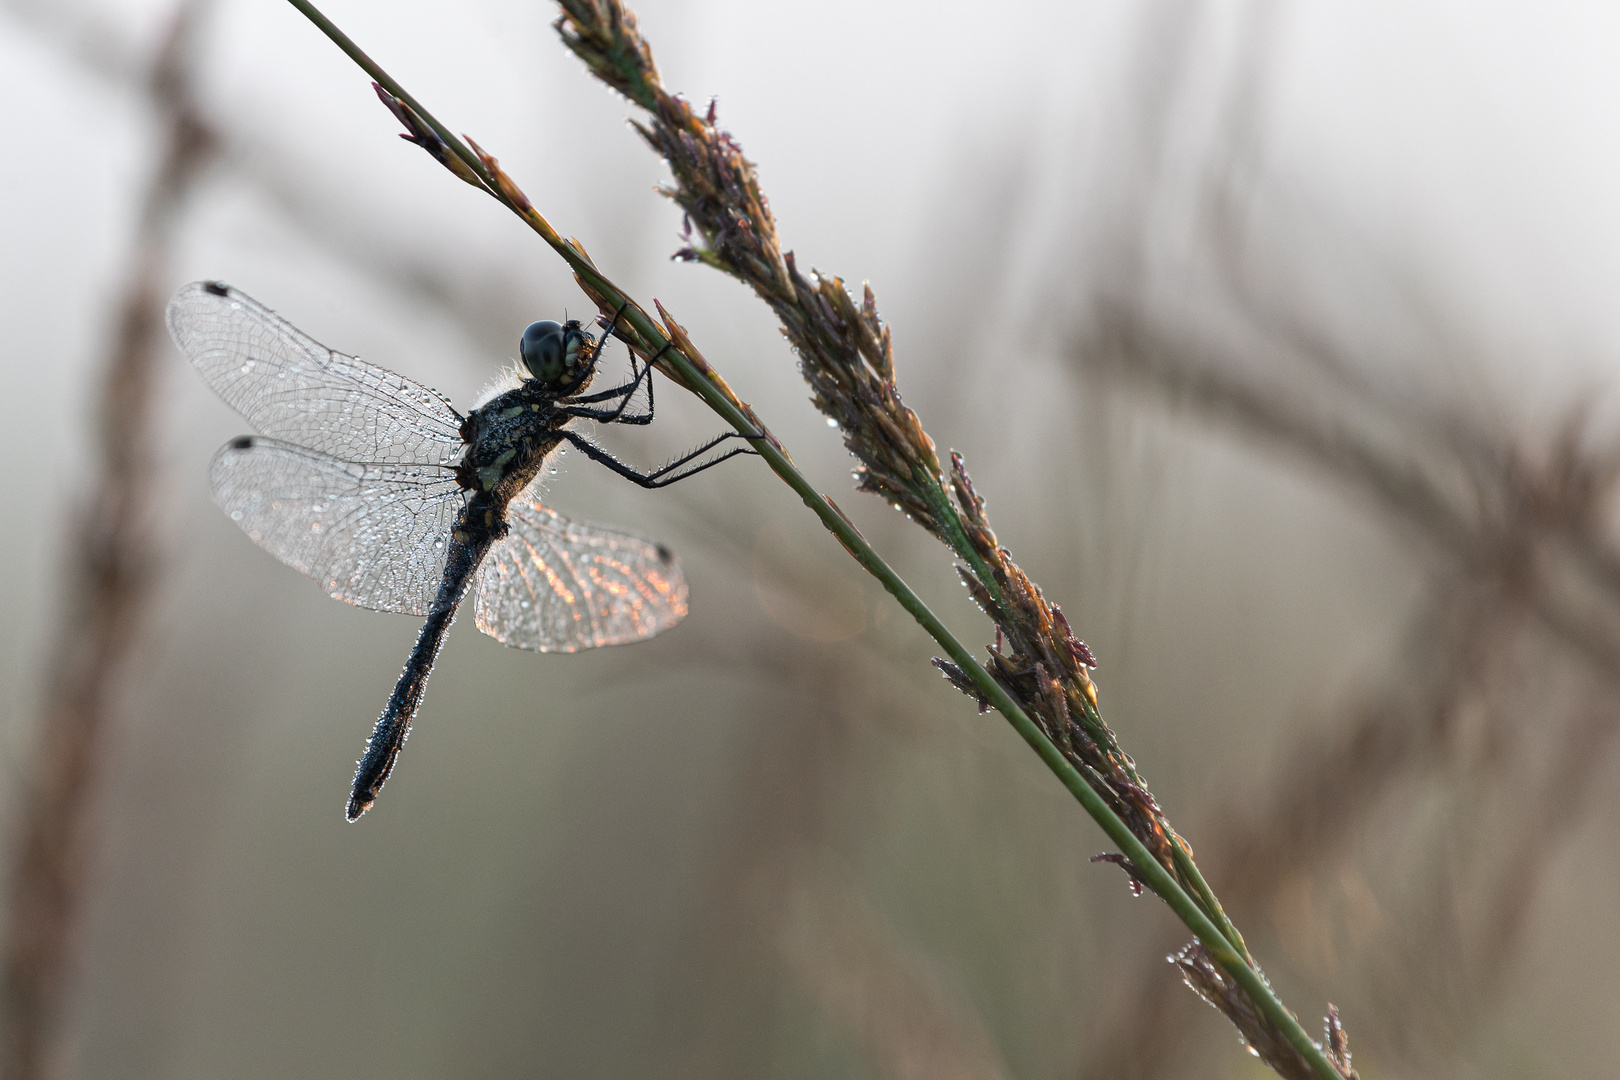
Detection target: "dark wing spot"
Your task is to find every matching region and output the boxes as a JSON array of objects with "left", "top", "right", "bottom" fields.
[
  {"left": 204, "top": 281, "right": 230, "bottom": 297},
  {"left": 656, "top": 543, "right": 675, "bottom": 563},
  {"left": 230, "top": 435, "right": 255, "bottom": 450}
]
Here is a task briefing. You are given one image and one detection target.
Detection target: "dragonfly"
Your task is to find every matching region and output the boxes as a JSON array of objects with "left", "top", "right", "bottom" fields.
[{"left": 167, "top": 281, "right": 756, "bottom": 820}]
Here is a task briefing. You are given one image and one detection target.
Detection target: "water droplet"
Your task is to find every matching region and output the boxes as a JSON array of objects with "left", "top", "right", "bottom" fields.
[
  {"left": 826, "top": 417, "right": 839, "bottom": 428},
  {"left": 229, "top": 510, "right": 243, "bottom": 521}
]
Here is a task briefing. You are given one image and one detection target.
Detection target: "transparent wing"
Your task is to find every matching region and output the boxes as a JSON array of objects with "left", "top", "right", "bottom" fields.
[
  {"left": 211, "top": 436, "right": 464, "bottom": 616},
  {"left": 474, "top": 489, "right": 688, "bottom": 652},
  {"left": 168, "top": 281, "right": 464, "bottom": 466}
]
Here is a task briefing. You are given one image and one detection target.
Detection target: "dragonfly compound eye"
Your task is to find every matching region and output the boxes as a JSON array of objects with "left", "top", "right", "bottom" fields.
[{"left": 519, "top": 320, "right": 567, "bottom": 384}]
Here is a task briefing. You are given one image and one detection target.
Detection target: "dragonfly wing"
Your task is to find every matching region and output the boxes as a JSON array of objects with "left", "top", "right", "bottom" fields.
[
  {"left": 168, "top": 281, "right": 464, "bottom": 466},
  {"left": 474, "top": 490, "right": 688, "bottom": 652},
  {"left": 211, "top": 436, "right": 464, "bottom": 616}
]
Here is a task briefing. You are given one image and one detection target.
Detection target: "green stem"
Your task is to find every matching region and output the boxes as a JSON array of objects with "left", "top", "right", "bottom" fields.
[
  {"left": 286, "top": 4, "right": 1342, "bottom": 1076},
  {"left": 1170, "top": 836, "right": 1251, "bottom": 963}
]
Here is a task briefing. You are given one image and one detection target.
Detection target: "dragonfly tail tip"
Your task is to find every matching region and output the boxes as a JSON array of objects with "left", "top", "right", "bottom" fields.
[{"left": 345, "top": 794, "right": 373, "bottom": 822}]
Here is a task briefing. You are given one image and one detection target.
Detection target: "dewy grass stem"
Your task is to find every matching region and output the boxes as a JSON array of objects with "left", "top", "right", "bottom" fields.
[{"left": 284, "top": 3, "right": 1347, "bottom": 1077}]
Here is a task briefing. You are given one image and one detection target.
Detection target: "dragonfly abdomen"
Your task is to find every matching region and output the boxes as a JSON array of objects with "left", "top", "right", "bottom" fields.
[
  {"left": 347, "top": 520, "right": 496, "bottom": 821},
  {"left": 348, "top": 419, "right": 564, "bottom": 819}
]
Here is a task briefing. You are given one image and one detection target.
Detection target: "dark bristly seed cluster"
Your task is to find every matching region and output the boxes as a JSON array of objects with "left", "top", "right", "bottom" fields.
[
  {"left": 1173, "top": 945, "right": 1360, "bottom": 1080},
  {"left": 551, "top": 22, "right": 1192, "bottom": 900},
  {"left": 557, "top": 0, "right": 1179, "bottom": 893},
  {"left": 942, "top": 452, "right": 1179, "bottom": 876},
  {"left": 1324, "top": 1006, "right": 1355, "bottom": 1079},
  {"left": 543, "top": 2, "right": 1354, "bottom": 1075},
  {"left": 556, "top": 0, "right": 1197, "bottom": 925}
]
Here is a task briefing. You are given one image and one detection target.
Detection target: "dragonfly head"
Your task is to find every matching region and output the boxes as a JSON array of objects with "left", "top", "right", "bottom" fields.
[{"left": 519, "top": 318, "right": 597, "bottom": 393}]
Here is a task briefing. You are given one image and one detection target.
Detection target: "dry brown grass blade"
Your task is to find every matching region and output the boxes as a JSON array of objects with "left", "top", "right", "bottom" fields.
[
  {"left": 1057, "top": 3, "right": 1620, "bottom": 1066},
  {"left": 0, "top": 5, "right": 215, "bottom": 1077},
  {"left": 1073, "top": 288, "right": 1620, "bottom": 1078}
]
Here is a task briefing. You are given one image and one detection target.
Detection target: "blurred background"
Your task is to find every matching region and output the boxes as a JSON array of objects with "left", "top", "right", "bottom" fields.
[{"left": 4, "top": 1, "right": 1620, "bottom": 1077}]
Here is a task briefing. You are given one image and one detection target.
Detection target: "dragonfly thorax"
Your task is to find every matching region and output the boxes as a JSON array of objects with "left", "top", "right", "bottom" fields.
[{"left": 455, "top": 383, "right": 569, "bottom": 499}]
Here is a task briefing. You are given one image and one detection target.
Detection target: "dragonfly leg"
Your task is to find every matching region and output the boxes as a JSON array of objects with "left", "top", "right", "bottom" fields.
[
  {"left": 566, "top": 363, "right": 644, "bottom": 405},
  {"left": 568, "top": 303, "right": 651, "bottom": 405},
  {"left": 564, "top": 356, "right": 654, "bottom": 418},
  {"left": 561, "top": 428, "right": 763, "bottom": 488},
  {"left": 564, "top": 339, "right": 676, "bottom": 425},
  {"left": 582, "top": 300, "right": 632, "bottom": 371}
]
